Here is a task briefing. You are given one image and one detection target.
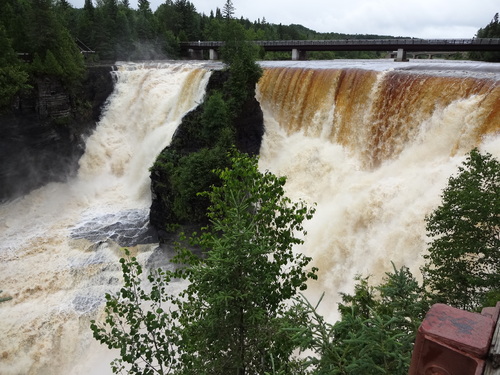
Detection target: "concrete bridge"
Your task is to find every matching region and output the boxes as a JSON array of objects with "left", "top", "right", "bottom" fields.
[{"left": 180, "top": 38, "right": 500, "bottom": 61}]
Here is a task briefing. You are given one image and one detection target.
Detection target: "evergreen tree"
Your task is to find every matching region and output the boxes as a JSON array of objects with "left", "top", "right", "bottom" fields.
[
  {"left": 77, "top": 0, "right": 97, "bottom": 51},
  {"left": 293, "top": 265, "right": 429, "bottom": 375},
  {"left": 222, "top": 0, "right": 235, "bottom": 20},
  {"left": 0, "top": 25, "right": 30, "bottom": 111},
  {"left": 27, "top": 0, "right": 84, "bottom": 84},
  {"left": 43, "top": 49, "right": 65, "bottom": 77},
  {"left": 215, "top": 7, "right": 223, "bottom": 20},
  {"left": 176, "top": 153, "right": 317, "bottom": 374},
  {"left": 220, "top": 20, "right": 262, "bottom": 116},
  {"left": 422, "top": 148, "right": 500, "bottom": 310},
  {"left": 115, "top": 8, "right": 135, "bottom": 60},
  {"left": 136, "top": 0, "right": 155, "bottom": 41},
  {"left": 161, "top": 30, "right": 180, "bottom": 58},
  {"left": 173, "top": 0, "right": 201, "bottom": 40},
  {"left": 93, "top": 0, "right": 120, "bottom": 60},
  {"left": 29, "top": 0, "right": 61, "bottom": 54},
  {"left": 471, "top": 13, "right": 500, "bottom": 61},
  {"left": 54, "top": 0, "right": 76, "bottom": 33},
  {"left": 155, "top": 0, "right": 181, "bottom": 37},
  {"left": 0, "top": 0, "right": 30, "bottom": 52},
  {"left": 138, "top": 0, "right": 152, "bottom": 13}
]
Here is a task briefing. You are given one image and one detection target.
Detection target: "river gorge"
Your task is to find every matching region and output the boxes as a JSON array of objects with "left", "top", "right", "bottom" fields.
[{"left": 0, "top": 59, "right": 499, "bottom": 374}]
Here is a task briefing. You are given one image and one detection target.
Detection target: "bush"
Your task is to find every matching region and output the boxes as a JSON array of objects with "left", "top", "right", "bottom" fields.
[{"left": 422, "top": 148, "right": 500, "bottom": 310}]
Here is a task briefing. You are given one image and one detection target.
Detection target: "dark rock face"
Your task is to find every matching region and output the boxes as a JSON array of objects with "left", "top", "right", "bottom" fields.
[
  {"left": 234, "top": 94, "right": 265, "bottom": 156},
  {"left": 149, "top": 69, "right": 265, "bottom": 241},
  {"left": 0, "top": 66, "right": 115, "bottom": 202}
]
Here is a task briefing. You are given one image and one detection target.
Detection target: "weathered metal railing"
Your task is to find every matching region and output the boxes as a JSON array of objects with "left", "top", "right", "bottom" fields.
[{"left": 180, "top": 38, "right": 500, "bottom": 52}]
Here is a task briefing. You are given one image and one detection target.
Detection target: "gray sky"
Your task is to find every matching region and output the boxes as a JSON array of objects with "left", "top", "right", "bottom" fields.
[{"left": 68, "top": 0, "right": 498, "bottom": 39}]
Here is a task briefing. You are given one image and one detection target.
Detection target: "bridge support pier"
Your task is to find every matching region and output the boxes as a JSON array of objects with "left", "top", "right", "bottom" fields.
[
  {"left": 188, "top": 49, "right": 203, "bottom": 60},
  {"left": 394, "top": 48, "right": 409, "bottom": 62},
  {"left": 209, "top": 49, "right": 218, "bottom": 60},
  {"left": 292, "top": 48, "right": 307, "bottom": 61}
]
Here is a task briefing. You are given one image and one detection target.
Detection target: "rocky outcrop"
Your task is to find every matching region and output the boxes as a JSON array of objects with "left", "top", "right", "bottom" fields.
[
  {"left": 149, "top": 69, "right": 264, "bottom": 241},
  {"left": 0, "top": 66, "right": 115, "bottom": 202}
]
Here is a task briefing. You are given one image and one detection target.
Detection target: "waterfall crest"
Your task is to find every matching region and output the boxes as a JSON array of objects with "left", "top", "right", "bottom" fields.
[{"left": 257, "top": 66, "right": 499, "bottom": 168}]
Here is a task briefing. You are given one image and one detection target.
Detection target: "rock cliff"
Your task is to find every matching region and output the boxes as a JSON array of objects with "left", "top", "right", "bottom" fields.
[
  {"left": 0, "top": 66, "right": 115, "bottom": 202},
  {"left": 149, "top": 69, "right": 264, "bottom": 240}
]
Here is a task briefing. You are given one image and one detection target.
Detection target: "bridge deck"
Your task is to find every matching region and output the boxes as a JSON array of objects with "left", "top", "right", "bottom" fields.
[{"left": 181, "top": 38, "right": 500, "bottom": 52}]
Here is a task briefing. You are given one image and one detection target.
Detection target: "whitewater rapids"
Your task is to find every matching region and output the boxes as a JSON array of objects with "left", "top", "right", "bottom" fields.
[{"left": 256, "top": 60, "right": 500, "bottom": 307}]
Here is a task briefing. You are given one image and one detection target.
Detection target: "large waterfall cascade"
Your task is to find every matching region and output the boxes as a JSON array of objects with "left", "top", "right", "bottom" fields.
[
  {"left": 0, "top": 62, "right": 211, "bottom": 375},
  {"left": 257, "top": 60, "right": 500, "bottom": 304},
  {"left": 0, "top": 59, "right": 499, "bottom": 374}
]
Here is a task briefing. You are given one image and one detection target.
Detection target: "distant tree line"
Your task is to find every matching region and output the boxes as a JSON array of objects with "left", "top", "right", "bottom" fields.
[
  {"left": 1, "top": 0, "right": 499, "bottom": 112},
  {"left": 470, "top": 13, "right": 500, "bottom": 62},
  {"left": 0, "top": 0, "right": 392, "bottom": 112}
]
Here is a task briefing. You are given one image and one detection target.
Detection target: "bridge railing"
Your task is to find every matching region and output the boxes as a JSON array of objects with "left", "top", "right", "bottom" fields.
[{"left": 180, "top": 38, "right": 500, "bottom": 48}]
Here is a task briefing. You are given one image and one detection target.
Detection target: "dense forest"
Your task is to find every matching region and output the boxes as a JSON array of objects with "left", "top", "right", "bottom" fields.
[
  {"left": 0, "top": 0, "right": 386, "bottom": 113},
  {"left": 1, "top": 0, "right": 398, "bottom": 63}
]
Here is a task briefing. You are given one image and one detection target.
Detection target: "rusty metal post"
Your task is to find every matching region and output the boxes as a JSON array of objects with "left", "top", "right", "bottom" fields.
[{"left": 408, "top": 303, "right": 500, "bottom": 375}]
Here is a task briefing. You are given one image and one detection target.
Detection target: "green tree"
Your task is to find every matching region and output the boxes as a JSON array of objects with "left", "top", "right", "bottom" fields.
[
  {"left": 77, "top": 0, "right": 98, "bottom": 57},
  {"left": 91, "top": 251, "right": 180, "bottom": 374},
  {"left": 43, "top": 49, "right": 65, "bottom": 77},
  {"left": 161, "top": 30, "right": 180, "bottom": 58},
  {"left": 220, "top": 20, "right": 262, "bottom": 116},
  {"left": 0, "top": 25, "right": 30, "bottom": 111},
  {"left": 27, "top": 0, "right": 84, "bottom": 84},
  {"left": 222, "top": 0, "right": 235, "bottom": 20},
  {"left": 0, "top": 0, "right": 31, "bottom": 53},
  {"left": 470, "top": 13, "right": 500, "bottom": 61},
  {"left": 93, "top": 0, "right": 120, "bottom": 60},
  {"left": 115, "top": 8, "right": 135, "bottom": 60},
  {"left": 293, "top": 265, "right": 429, "bottom": 375},
  {"left": 57, "top": 28, "right": 85, "bottom": 84},
  {"left": 200, "top": 90, "right": 232, "bottom": 145},
  {"left": 173, "top": 0, "right": 201, "bottom": 40},
  {"left": 136, "top": 0, "right": 155, "bottom": 41},
  {"left": 169, "top": 147, "right": 229, "bottom": 222},
  {"left": 155, "top": 1, "right": 181, "bottom": 37},
  {"left": 176, "top": 152, "right": 317, "bottom": 375},
  {"left": 422, "top": 148, "right": 500, "bottom": 310},
  {"left": 92, "top": 152, "right": 317, "bottom": 375}
]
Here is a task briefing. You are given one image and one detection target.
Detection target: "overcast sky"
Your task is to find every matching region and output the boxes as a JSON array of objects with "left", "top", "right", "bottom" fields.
[{"left": 68, "top": 0, "right": 498, "bottom": 39}]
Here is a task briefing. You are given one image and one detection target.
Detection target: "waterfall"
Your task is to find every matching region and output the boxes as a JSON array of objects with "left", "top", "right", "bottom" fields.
[
  {"left": 256, "top": 60, "right": 500, "bottom": 316},
  {"left": 0, "top": 59, "right": 499, "bottom": 374},
  {"left": 0, "top": 62, "right": 211, "bottom": 375}
]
